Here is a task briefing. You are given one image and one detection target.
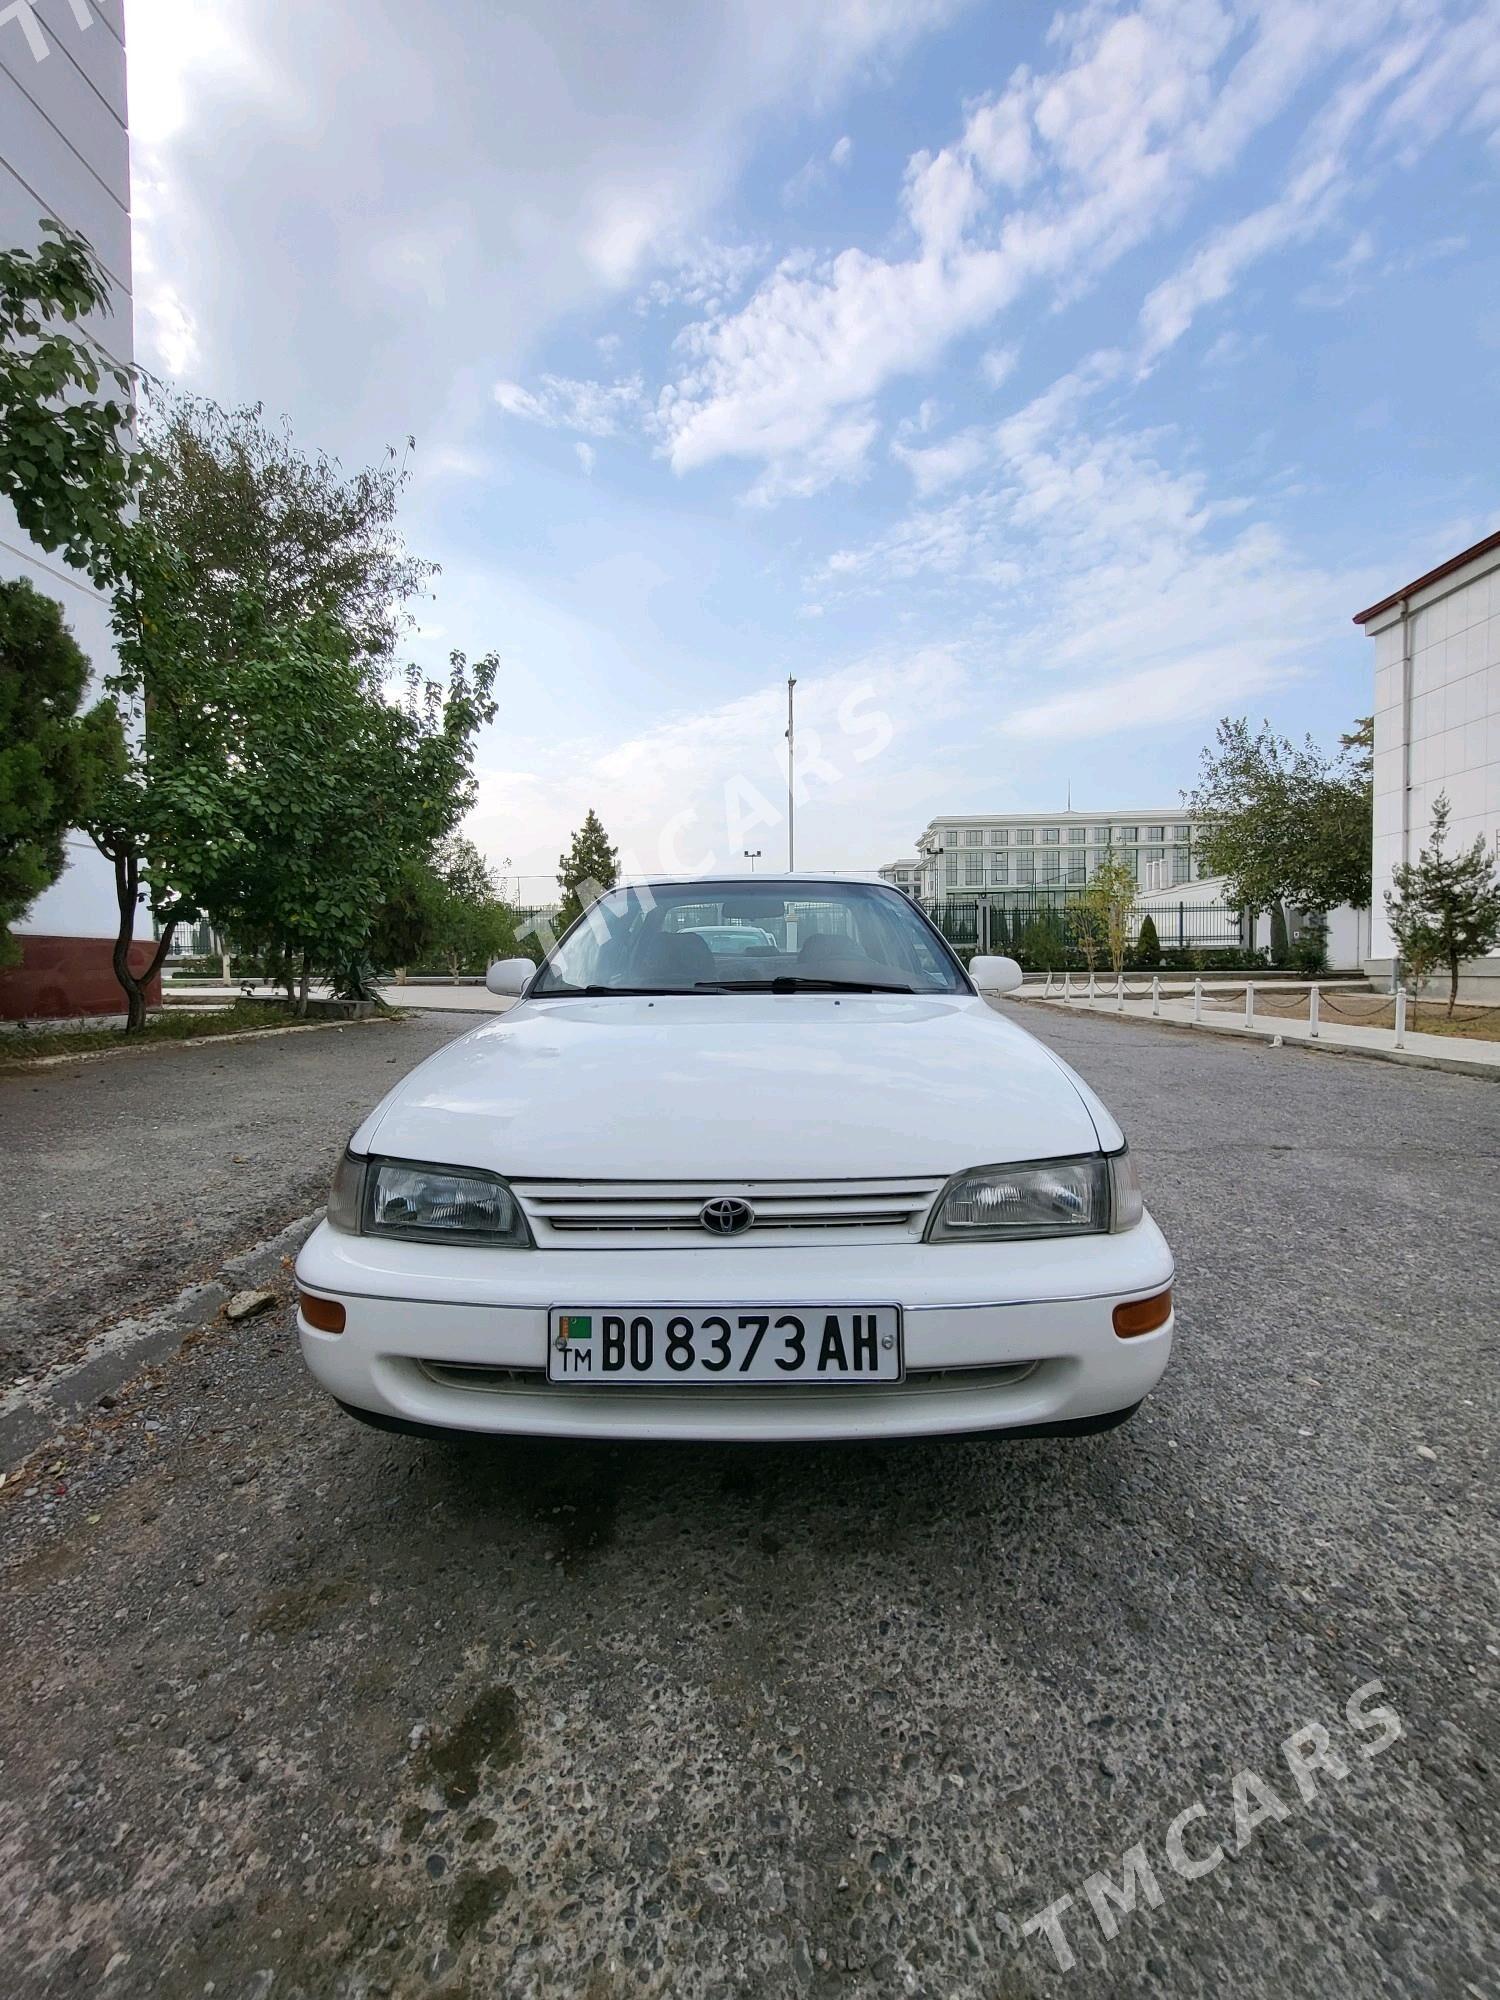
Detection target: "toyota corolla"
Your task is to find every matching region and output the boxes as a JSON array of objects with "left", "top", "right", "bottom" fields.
[{"left": 294, "top": 876, "right": 1174, "bottom": 1442}]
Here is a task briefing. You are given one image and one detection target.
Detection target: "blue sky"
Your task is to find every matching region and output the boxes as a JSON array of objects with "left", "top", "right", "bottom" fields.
[{"left": 130, "top": 0, "right": 1500, "bottom": 892}]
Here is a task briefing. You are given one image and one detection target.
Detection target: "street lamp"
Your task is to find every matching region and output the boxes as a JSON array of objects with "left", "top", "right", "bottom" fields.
[
  {"left": 744, "top": 849, "right": 761, "bottom": 872},
  {"left": 785, "top": 676, "right": 797, "bottom": 871}
]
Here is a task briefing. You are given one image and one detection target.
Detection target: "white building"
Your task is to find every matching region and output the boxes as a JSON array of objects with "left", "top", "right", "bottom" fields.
[
  {"left": 911, "top": 810, "right": 1201, "bottom": 904},
  {"left": 1357, "top": 530, "right": 1500, "bottom": 995},
  {"left": 1, "top": 0, "right": 139, "bottom": 1017},
  {"left": 877, "top": 858, "right": 921, "bottom": 897}
]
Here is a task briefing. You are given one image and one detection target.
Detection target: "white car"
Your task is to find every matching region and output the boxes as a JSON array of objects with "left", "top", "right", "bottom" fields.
[{"left": 295, "top": 875, "right": 1174, "bottom": 1443}]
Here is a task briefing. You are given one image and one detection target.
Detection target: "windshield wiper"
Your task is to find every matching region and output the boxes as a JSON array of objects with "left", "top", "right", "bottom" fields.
[
  {"left": 539, "top": 983, "right": 734, "bottom": 996},
  {"left": 697, "top": 975, "right": 914, "bottom": 994}
]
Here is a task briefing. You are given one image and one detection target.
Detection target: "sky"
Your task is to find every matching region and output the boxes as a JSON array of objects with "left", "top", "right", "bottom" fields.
[{"left": 125, "top": 0, "right": 1500, "bottom": 896}]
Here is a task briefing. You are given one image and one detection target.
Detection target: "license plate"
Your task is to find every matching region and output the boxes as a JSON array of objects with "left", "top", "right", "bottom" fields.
[{"left": 547, "top": 1307, "right": 902, "bottom": 1385}]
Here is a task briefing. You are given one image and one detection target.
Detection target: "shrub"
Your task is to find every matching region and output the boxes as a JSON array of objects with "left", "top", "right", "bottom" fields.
[{"left": 1135, "top": 914, "right": 1161, "bottom": 967}]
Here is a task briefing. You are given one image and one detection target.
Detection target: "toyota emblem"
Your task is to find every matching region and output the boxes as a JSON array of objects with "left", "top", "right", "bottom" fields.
[{"left": 699, "top": 1197, "right": 755, "bottom": 1236}]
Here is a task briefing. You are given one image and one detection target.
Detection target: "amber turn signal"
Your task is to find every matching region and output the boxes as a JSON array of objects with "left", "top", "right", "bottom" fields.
[
  {"left": 1113, "top": 1287, "right": 1172, "bottom": 1338},
  {"left": 298, "top": 1290, "right": 346, "bottom": 1334}
]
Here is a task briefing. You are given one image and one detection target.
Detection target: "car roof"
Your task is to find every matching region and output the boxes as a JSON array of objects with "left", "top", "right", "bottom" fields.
[{"left": 617, "top": 872, "right": 892, "bottom": 890}]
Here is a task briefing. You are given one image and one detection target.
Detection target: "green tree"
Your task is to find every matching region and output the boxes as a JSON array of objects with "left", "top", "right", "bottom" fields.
[
  {"left": 201, "top": 636, "right": 499, "bottom": 1010},
  {"left": 138, "top": 393, "right": 436, "bottom": 669},
  {"left": 1385, "top": 791, "right": 1500, "bottom": 1017},
  {"left": 1186, "top": 717, "right": 1371, "bottom": 918},
  {"left": 556, "top": 809, "right": 619, "bottom": 933},
  {"left": 0, "top": 225, "right": 141, "bottom": 585},
  {"left": 1135, "top": 913, "right": 1161, "bottom": 968},
  {"left": 1082, "top": 854, "right": 1137, "bottom": 978},
  {"left": 0, "top": 580, "right": 122, "bottom": 964}
]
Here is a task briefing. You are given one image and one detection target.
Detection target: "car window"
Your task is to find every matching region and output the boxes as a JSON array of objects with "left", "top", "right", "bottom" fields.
[{"left": 530, "top": 882, "right": 966, "bottom": 994}]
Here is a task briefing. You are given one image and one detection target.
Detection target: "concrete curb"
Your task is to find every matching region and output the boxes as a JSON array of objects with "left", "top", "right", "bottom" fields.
[
  {"left": 0, "top": 1210, "right": 321, "bottom": 1474},
  {"left": 1009, "top": 993, "right": 1500, "bottom": 1082}
]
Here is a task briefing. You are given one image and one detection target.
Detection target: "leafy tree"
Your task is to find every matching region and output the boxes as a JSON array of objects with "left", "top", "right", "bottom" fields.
[
  {"left": 137, "top": 392, "right": 437, "bottom": 669},
  {"left": 1269, "top": 901, "right": 1290, "bottom": 968},
  {"left": 1186, "top": 717, "right": 1371, "bottom": 917},
  {"left": 199, "top": 636, "right": 499, "bottom": 1009},
  {"left": 1082, "top": 854, "right": 1137, "bottom": 978},
  {"left": 556, "top": 808, "right": 619, "bottom": 933},
  {"left": 1385, "top": 791, "right": 1500, "bottom": 1016},
  {"left": 0, "top": 580, "right": 122, "bottom": 963},
  {"left": 1135, "top": 913, "right": 1161, "bottom": 968},
  {"left": 0, "top": 224, "right": 141, "bottom": 585},
  {"left": 1068, "top": 899, "right": 1104, "bottom": 974},
  {"left": 1017, "top": 909, "right": 1066, "bottom": 972}
]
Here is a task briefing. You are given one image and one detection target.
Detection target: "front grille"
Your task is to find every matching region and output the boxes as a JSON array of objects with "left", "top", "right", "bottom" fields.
[
  {"left": 416, "top": 1360, "right": 1039, "bottom": 1397},
  {"left": 510, "top": 1177, "right": 945, "bottom": 1246}
]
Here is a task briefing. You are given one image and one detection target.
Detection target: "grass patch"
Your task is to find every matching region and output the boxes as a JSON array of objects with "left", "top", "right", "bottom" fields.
[
  {"left": 1206, "top": 989, "right": 1500, "bottom": 1042},
  {"left": 0, "top": 1000, "right": 316, "bottom": 1066}
]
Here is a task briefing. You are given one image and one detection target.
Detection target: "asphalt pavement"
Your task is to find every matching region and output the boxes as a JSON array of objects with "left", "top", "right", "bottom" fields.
[{"left": 0, "top": 1005, "right": 1495, "bottom": 1999}]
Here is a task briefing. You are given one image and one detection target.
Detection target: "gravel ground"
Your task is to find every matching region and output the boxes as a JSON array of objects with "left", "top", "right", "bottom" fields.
[
  {"left": 0, "top": 1006, "right": 1495, "bottom": 2000},
  {"left": 0, "top": 1013, "right": 465, "bottom": 1384}
]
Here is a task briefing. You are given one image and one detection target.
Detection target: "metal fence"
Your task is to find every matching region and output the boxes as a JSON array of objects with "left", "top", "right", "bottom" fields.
[{"left": 926, "top": 894, "right": 1245, "bottom": 956}]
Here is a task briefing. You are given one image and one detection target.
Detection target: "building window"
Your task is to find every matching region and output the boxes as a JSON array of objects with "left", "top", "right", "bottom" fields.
[
  {"left": 1041, "top": 827, "right": 1060, "bottom": 844},
  {"left": 990, "top": 858, "right": 1009, "bottom": 884},
  {"left": 1014, "top": 827, "right": 1034, "bottom": 845},
  {"left": 1041, "top": 854, "right": 1061, "bottom": 884},
  {"left": 990, "top": 827, "right": 1009, "bottom": 846},
  {"left": 1172, "top": 852, "right": 1190, "bottom": 884},
  {"left": 945, "top": 856, "right": 958, "bottom": 886},
  {"left": 1016, "top": 858, "right": 1035, "bottom": 884},
  {"left": 965, "top": 855, "right": 984, "bottom": 885},
  {"left": 1116, "top": 825, "right": 1138, "bottom": 843},
  {"left": 963, "top": 827, "right": 983, "bottom": 846},
  {"left": 1067, "top": 826, "right": 1086, "bottom": 844},
  {"left": 1066, "top": 858, "right": 1086, "bottom": 884},
  {"left": 1146, "top": 826, "right": 1164, "bottom": 843},
  {"left": 1174, "top": 824, "right": 1191, "bottom": 842},
  {"left": 1092, "top": 826, "right": 1111, "bottom": 844}
]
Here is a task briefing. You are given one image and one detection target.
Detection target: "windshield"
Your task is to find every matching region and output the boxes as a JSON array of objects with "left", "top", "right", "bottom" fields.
[{"left": 530, "top": 881, "right": 966, "bottom": 995}]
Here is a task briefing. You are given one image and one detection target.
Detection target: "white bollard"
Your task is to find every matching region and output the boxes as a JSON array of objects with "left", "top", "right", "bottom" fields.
[
  {"left": 1116, "top": 970, "right": 1125, "bottom": 1012},
  {"left": 1088, "top": 969, "right": 1097, "bottom": 1003},
  {"left": 1244, "top": 982, "right": 1255, "bottom": 1028},
  {"left": 1308, "top": 983, "right": 1320, "bottom": 1039},
  {"left": 1063, "top": 971, "right": 1072, "bottom": 1002},
  {"left": 1151, "top": 974, "right": 1161, "bottom": 1017},
  {"left": 1192, "top": 977, "right": 1203, "bottom": 1024},
  {"left": 1394, "top": 985, "right": 1407, "bottom": 1049}
]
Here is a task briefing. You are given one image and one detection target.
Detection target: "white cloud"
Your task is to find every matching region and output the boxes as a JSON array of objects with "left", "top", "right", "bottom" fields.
[
  {"left": 783, "top": 130, "right": 857, "bottom": 204},
  {"left": 655, "top": 0, "right": 1405, "bottom": 498},
  {"left": 980, "top": 343, "right": 1019, "bottom": 388},
  {"left": 493, "top": 374, "right": 645, "bottom": 435},
  {"left": 127, "top": 0, "right": 963, "bottom": 448},
  {"left": 574, "top": 441, "right": 596, "bottom": 476},
  {"left": 1137, "top": 27, "right": 1431, "bottom": 366}
]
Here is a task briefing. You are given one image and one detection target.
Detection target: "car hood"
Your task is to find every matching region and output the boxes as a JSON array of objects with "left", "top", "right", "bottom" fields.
[{"left": 353, "top": 995, "right": 1119, "bottom": 1179}]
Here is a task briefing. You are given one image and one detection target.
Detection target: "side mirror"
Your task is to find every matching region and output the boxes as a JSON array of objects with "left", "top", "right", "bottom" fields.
[
  {"left": 969, "top": 954, "right": 1024, "bottom": 996},
  {"left": 485, "top": 957, "right": 535, "bottom": 997}
]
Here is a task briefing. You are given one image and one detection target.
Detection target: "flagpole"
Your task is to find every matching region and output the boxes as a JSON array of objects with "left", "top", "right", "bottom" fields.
[{"left": 786, "top": 676, "right": 797, "bottom": 871}]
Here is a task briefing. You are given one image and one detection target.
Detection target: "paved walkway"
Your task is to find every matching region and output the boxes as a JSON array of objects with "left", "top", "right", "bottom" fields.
[{"left": 1014, "top": 981, "right": 1500, "bottom": 1076}]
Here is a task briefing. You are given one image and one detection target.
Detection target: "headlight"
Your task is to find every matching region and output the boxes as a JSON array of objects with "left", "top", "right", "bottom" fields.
[
  {"left": 325, "top": 1151, "right": 530, "bottom": 1246},
  {"left": 926, "top": 1150, "right": 1142, "bottom": 1240}
]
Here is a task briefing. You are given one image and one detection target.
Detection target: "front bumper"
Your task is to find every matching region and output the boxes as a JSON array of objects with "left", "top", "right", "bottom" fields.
[{"left": 292, "top": 1216, "right": 1175, "bottom": 1442}]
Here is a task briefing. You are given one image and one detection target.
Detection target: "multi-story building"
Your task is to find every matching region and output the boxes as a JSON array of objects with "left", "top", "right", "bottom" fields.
[
  {"left": 877, "top": 858, "right": 922, "bottom": 897},
  {"left": 1356, "top": 529, "right": 1500, "bottom": 995},
  {"left": 0, "top": 0, "right": 145, "bottom": 1018},
  {"left": 910, "top": 811, "right": 1201, "bottom": 904}
]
